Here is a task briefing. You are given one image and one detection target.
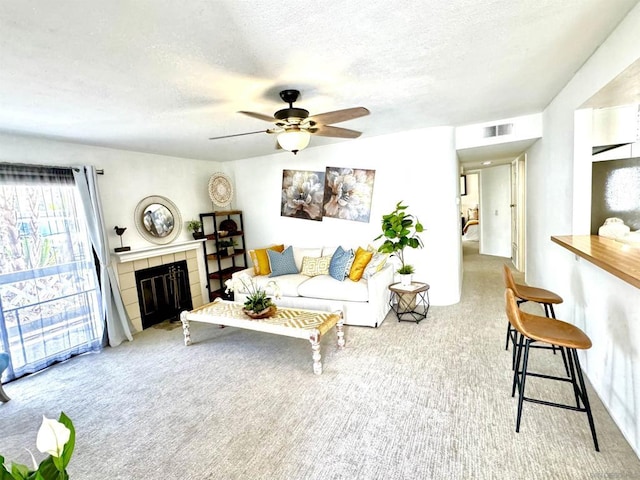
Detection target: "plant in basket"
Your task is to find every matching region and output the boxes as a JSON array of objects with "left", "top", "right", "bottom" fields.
[{"left": 225, "top": 275, "right": 281, "bottom": 319}]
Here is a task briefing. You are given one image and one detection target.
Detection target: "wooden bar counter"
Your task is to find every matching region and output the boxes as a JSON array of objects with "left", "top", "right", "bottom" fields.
[{"left": 551, "top": 235, "right": 640, "bottom": 289}]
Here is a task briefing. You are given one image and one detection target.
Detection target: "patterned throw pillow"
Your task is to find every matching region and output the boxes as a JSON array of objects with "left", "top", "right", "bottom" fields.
[
  {"left": 249, "top": 244, "right": 284, "bottom": 275},
  {"left": 292, "top": 247, "right": 323, "bottom": 272},
  {"left": 267, "top": 246, "right": 299, "bottom": 277},
  {"left": 329, "top": 246, "right": 354, "bottom": 281},
  {"left": 301, "top": 256, "right": 332, "bottom": 277},
  {"left": 362, "top": 251, "right": 389, "bottom": 279},
  {"left": 348, "top": 247, "right": 374, "bottom": 281}
]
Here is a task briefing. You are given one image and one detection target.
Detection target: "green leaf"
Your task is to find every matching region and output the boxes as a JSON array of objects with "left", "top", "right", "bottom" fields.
[
  {"left": 0, "top": 456, "right": 9, "bottom": 474},
  {"left": 10, "top": 462, "right": 30, "bottom": 480},
  {"left": 375, "top": 202, "right": 424, "bottom": 260},
  {"left": 397, "top": 264, "right": 415, "bottom": 274},
  {"left": 384, "top": 228, "right": 396, "bottom": 238},
  {"left": 57, "top": 413, "right": 74, "bottom": 471},
  {"left": 35, "top": 457, "right": 58, "bottom": 480},
  {"left": 0, "top": 456, "right": 22, "bottom": 480},
  {"left": 377, "top": 241, "right": 394, "bottom": 254}
]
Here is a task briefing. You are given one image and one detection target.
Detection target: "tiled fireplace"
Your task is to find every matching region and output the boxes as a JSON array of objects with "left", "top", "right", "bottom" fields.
[{"left": 112, "top": 241, "right": 206, "bottom": 332}]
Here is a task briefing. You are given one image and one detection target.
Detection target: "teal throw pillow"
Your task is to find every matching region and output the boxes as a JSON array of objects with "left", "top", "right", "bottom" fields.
[
  {"left": 267, "top": 246, "right": 299, "bottom": 277},
  {"left": 329, "top": 246, "right": 354, "bottom": 281}
]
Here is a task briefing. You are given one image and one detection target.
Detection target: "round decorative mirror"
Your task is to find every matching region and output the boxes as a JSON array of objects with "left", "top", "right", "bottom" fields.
[{"left": 134, "top": 195, "right": 182, "bottom": 245}]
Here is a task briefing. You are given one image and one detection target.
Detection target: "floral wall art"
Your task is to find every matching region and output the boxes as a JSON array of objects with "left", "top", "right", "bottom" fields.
[
  {"left": 280, "top": 170, "right": 325, "bottom": 221},
  {"left": 323, "top": 167, "right": 375, "bottom": 222}
]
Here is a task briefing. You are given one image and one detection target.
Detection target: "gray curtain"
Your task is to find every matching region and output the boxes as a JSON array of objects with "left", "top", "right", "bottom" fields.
[{"left": 73, "top": 166, "right": 133, "bottom": 347}]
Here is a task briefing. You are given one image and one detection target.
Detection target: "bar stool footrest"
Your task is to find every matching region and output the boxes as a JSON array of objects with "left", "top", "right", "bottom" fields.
[{"left": 523, "top": 396, "right": 588, "bottom": 412}]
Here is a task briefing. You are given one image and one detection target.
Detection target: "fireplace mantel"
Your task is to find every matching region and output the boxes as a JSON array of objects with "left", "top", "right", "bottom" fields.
[{"left": 111, "top": 239, "right": 205, "bottom": 264}]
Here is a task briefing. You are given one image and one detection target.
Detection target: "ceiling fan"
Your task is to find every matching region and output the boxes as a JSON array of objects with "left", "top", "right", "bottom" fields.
[{"left": 209, "top": 89, "right": 369, "bottom": 154}]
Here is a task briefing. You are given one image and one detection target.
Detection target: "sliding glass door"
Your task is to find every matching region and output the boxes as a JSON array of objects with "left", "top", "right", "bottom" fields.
[{"left": 0, "top": 165, "right": 103, "bottom": 382}]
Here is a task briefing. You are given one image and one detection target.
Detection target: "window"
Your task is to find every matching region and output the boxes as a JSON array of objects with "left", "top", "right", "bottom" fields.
[{"left": 0, "top": 165, "right": 103, "bottom": 382}]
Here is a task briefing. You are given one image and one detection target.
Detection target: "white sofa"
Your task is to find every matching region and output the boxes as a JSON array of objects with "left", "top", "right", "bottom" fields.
[{"left": 232, "top": 246, "right": 393, "bottom": 327}]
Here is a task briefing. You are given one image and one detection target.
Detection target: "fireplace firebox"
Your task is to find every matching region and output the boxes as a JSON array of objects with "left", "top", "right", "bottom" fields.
[{"left": 135, "top": 260, "right": 193, "bottom": 329}]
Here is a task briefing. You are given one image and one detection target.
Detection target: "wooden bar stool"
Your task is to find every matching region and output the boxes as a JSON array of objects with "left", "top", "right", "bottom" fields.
[
  {"left": 505, "top": 288, "right": 599, "bottom": 451},
  {"left": 502, "top": 265, "right": 569, "bottom": 374}
]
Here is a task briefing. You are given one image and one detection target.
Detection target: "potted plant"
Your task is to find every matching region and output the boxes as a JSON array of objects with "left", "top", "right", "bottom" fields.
[
  {"left": 1, "top": 412, "right": 75, "bottom": 480},
  {"left": 187, "top": 219, "right": 204, "bottom": 240},
  {"left": 375, "top": 201, "right": 424, "bottom": 286},
  {"left": 225, "top": 276, "right": 281, "bottom": 319},
  {"left": 218, "top": 239, "right": 237, "bottom": 256}
]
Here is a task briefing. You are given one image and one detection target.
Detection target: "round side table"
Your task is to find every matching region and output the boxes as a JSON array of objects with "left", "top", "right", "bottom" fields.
[{"left": 388, "top": 282, "right": 430, "bottom": 323}]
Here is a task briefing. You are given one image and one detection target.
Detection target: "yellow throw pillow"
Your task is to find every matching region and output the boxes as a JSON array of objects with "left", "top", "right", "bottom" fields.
[
  {"left": 250, "top": 244, "right": 284, "bottom": 275},
  {"left": 348, "top": 247, "right": 374, "bottom": 281},
  {"left": 301, "top": 256, "right": 332, "bottom": 277}
]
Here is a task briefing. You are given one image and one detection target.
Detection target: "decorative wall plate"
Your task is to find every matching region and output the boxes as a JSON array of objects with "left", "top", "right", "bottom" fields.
[{"left": 208, "top": 173, "right": 233, "bottom": 208}]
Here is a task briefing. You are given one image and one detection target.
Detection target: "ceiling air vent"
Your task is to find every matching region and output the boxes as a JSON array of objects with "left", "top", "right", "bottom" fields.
[{"left": 483, "top": 123, "right": 514, "bottom": 138}]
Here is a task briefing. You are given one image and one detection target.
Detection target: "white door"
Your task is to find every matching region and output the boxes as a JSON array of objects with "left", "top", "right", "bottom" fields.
[
  {"left": 510, "top": 154, "right": 526, "bottom": 271},
  {"left": 511, "top": 160, "right": 518, "bottom": 264},
  {"left": 479, "top": 165, "right": 511, "bottom": 257}
]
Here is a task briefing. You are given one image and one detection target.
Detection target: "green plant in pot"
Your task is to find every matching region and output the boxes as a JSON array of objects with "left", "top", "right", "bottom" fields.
[
  {"left": 375, "top": 201, "right": 424, "bottom": 285},
  {"left": 225, "top": 276, "right": 281, "bottom": 319},
  {"left": 1, "top": 412, "right": 75, "bottom": 480},
  {"left": 186, "top": 219, "right": 204, "bottom": 239},
  {"left": 217, "top": 239, "right": 237, "bottom": 256}
]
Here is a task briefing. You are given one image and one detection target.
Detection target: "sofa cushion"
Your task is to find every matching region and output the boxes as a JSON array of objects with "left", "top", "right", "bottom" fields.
[
  {"left": 267, "top": 246, "right": 299, "bottom": 277},
  {"left": 329, "top": 246, "right": 354, "bottom": 281},
  {"left": 301, "top": 255, "right": 332, "bottom": 276},
  {"left": 292, "top": 247, "right": 323, "bottom": 271},
  {"left": 298, "top": 275, "right": 369, "bottom": 302},
  {"left": 250, "top": 274, "right": 308, "bottom": 297},
  {"left": 249, "top": 244, "right": 285, "bottom": 275},
  {"left": 348, "top": 247, "right": 374, "bottom": 281},
  {"left": 362, "top": 251, "right": 389, "bottom": 279}
]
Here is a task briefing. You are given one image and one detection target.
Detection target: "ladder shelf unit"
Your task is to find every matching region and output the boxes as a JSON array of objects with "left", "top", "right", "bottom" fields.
[{"left": 199, "top": 210, "right": 247, "bottom": 301}]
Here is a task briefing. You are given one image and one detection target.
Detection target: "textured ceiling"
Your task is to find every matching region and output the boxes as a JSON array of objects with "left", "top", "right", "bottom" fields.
[{"left": 0, "top": 0, "right": 637, "bottom": 162}]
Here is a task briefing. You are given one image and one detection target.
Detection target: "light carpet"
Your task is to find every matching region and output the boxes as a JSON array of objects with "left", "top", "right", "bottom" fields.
[{"left": 1, "top": 243, "right": 639, "bottom": 479}]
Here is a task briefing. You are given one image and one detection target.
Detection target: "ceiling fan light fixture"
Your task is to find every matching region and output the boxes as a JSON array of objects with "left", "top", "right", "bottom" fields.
[
  {"left": 277, "top": 129, "right": 311, "bottom": 154},
  {"left": 212, "top": 89, "right": 369, "bottom": 151}
]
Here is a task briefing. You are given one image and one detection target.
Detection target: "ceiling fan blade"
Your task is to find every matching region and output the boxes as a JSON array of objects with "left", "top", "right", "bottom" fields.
[
  {"left": 208, "top": 130, "right": 267, "bottom": 140},
  {"left": 309, "top": 125, "right": 362, "bottom": 139},
  {"left": 307, "top": 107, "right": 369, "bottom": 126},
  {"left": 238, "top": 111, "right": 276, "bottom": 123}
]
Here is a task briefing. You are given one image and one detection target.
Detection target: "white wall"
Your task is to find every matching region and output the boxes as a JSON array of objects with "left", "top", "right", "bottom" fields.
[
  {"left": 229, "top": 127, "right": 462, "bottom": 306},
  {"left": 592, "top": 105, "right": 638, "bottom": 147},
  {"left": 456, "top": 113, "right": 543, "bottom": 150},
  {"left": 0, "top": 132, "right": 221, "bottom": 251},
  {"left": 479, "top": 165, "right": 511, "bottom": 257},
  {"left": 525, "top": 3, "right": 640, "bottom": 457},
  {"left": 0, "top": 126, "right": 463, "bottom": 307}
]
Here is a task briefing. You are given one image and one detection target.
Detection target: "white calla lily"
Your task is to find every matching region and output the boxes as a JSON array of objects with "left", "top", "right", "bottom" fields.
[{"left": 36, "top": 415, "right": 71, "bottom": 458}]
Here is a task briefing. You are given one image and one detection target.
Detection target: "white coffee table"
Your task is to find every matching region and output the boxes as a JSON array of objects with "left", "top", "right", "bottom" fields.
[{"left": 180, "top": 299, "right": 345, "bottom": 375}]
